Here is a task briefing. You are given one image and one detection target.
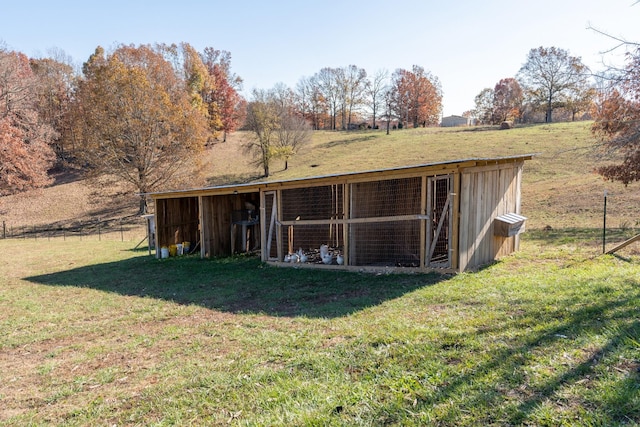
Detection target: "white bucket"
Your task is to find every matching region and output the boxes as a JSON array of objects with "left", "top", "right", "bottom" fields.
[
  {"left": 160, "top": 247, "right": 169, "bottom": 259},
  {"left": 177, "top": 243, "right": 183, "bottom": 256}
]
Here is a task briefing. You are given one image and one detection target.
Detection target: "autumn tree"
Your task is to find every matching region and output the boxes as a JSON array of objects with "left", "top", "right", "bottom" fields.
[
  {"left": 561, "top": 78, "right": 596, "bottom": 121},
  {"left": 29, "top": 50, "right": 76, "bottom": 162},
  {"left": 0, "top": 49, "right": 56, "bottom": 195},
  {"left": 273, "top": 108, "right": 311, "bottom": 170},
  {"left": 391, "top": 65, "right": 442, "bottom": 128},
  {"left": 591, "top": 46, "right": 640, "bottom": 184},
  {"left": 201, "top": 47, "right": 245, "bottom": 142},
  {"left": 71, "top": 44, "right": 210, "bottom": 213},
  {"left": 492, "top": 78, "right": 523, "bottom": 123},
  {"left": 517, "top": 46, "right": 589, "bottom": 123}
]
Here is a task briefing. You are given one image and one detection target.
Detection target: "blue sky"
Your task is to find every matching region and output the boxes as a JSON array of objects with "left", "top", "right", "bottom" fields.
[{"left": 2, "top": 0, "right": 638, "bottom": 116}]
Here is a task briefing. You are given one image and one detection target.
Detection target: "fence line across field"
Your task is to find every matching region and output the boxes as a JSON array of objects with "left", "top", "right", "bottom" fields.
[{"left": 1, "top": 219, "right": 147, "bottom": 242}]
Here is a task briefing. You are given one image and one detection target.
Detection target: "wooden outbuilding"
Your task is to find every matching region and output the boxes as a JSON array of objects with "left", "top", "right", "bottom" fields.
[{"left": 148, "top": 154, "right": 533, "bottom": 273}]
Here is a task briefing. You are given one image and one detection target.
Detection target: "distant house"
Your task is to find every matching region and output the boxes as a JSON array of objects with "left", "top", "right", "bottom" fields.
[{"left": 441, "top": 115, "right": 470, "bottom": 127}]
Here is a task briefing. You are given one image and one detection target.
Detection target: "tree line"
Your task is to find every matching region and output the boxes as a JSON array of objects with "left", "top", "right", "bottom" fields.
[
  {"left": 472, "top": 46, "right": 595, "bottom": 125},
  {"left": 1, "top": 41, "right": 639, "bottom": 214},
  {"left": 1, "top": 42, "right": 245, "bottom": 213},
  {"left": 243, "top": 65, "right": 443, "bottom": 177}
]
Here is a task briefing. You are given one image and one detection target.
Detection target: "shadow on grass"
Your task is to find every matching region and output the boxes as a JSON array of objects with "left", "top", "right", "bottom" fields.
[
  {"left": 418, "top": 292, "right": 640, "bottom": 425},
  {"left": 319, "top": 134, "right": 378, "bottom": 149},
  {"left": 25, "top": 255, "right": 443, "bottom": 318}
]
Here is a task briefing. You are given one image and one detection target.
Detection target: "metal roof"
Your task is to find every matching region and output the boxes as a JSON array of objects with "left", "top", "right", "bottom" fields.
[{"left": 147, "top": 154, "right": 536, "bottom": 199}]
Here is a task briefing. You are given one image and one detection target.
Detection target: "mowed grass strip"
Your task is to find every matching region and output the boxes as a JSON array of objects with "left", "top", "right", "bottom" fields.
[{"left": 0, "top": 236, "right": 638, "bottom": 426}]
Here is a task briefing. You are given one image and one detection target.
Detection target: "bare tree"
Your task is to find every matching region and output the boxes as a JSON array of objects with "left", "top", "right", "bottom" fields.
[
  {"left": 316, "top": 67, "right": 340, "bottom": 130},
  {"left": 244, "top": 87, "right": 311, "bottom": 176},
  {"left": 517, "top": 46, "right": 589, "bottom": 123},
  {"left": 366, "top": 69, "right": 389, "bottom": 129},
  {"left": 244, "top": 89, "right": 279, "bottom": 177},
  {"left": 473, "top": 88, "right": 494, "bottom": 125},
  {"left": 273, "top": 110, "right": 311, "bottom": 170},
  {"left": 342, "top": 65, "right": 367, "bottom": 129}
]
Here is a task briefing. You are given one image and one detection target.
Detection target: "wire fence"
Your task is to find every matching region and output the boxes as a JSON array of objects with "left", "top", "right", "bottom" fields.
[{"left": 0, "top": 218, "right": 147, "bottom": 243}]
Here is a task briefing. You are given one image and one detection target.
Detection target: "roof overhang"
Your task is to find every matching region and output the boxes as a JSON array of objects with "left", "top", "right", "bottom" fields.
[{"left": 147, "top": 154, "right": 536, "bottom": 200}]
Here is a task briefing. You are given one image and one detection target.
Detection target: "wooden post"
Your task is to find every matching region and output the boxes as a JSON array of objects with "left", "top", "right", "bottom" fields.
[
  {"left": 420, "top": 176, "right": 427, "bottom": 267},
  {"left": 342, "top": 182, "right": 349, "bottom": 266},
  {"left": 603, "top": 190, "right": 607, "bottom": 254}
]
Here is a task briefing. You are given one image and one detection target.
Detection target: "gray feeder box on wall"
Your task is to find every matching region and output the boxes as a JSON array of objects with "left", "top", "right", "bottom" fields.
[{"left": 494, "top": 213, "right": 527, "bottom": 237}]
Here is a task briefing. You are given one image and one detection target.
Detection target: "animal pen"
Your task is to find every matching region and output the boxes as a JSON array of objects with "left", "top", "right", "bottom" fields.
[{"left": 149, "top": 155, "right": 532, "bottom": 273}]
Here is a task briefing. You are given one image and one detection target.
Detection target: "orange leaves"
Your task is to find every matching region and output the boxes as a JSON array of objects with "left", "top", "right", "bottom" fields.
[
  {"left": 391, "top": 65, "right": 442, "bottom": 128},
  {"left": 0, "top": 49, "right": 55, "bottom": 196},
  {"left": 71, "top": 44, "right": 210, "bottom": 206},
  {"left": 0, "top": 118, "right": 54, "bottom": 195},
  {"left": 592, "top": 47, "right": 640, "bottom": 185}
]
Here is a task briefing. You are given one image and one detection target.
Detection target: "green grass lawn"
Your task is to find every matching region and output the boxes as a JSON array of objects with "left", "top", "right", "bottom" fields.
[
  {"left": 1, "top": 122, "right": 639, "bottom": 425},
  {"left": 1, "top": 234, "right": 638, "bottom": 426}
]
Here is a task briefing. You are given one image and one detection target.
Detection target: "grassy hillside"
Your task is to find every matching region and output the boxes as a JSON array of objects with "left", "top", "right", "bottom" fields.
[
  {"left": 2, "top": 121, "right": 637, "bottom": 235},
  {"left": 258, "top": 122, "right": 637, "bottom": 231}
]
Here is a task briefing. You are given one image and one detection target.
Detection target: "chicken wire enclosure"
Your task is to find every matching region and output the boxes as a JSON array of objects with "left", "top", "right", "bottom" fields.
[
  {"left": 268, "top": 185, "right": 345, "bottom": 262},
  {"left": 151, "top": 155, "right": 531, "bottom": 271},
  {"left": 349, "top": 177, "right": 423, "bottom": 267},
  {"left": 426, "top": 175, "right": 453, "bottom": 268},
  {"left": 350, "top": 221, "right": 422, "bottom": 267},
  {"left": 264, "top": 175, "right": 454, "bottom": 268}
]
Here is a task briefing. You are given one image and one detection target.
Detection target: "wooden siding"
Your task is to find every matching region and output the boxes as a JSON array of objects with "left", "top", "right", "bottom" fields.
[
  {"left": 155, "top": 197, "right": 199, "bottom": 251},
  {"left": 458, "top": 162, "right": 524, "bottom": 271},
  {"left": 200, "top": 193, "right": 260, "bottom": 257}
]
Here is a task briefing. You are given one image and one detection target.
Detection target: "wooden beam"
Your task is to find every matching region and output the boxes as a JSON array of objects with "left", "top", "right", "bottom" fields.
[
  {"left": 420, "top": 176, "right": 427, "bottom": 268},
  {"left": 606, "top": 233, "right": 640, "bottom": 254},
  {"left": 278, "top": 214, "right": 429, "bottom": 227}
]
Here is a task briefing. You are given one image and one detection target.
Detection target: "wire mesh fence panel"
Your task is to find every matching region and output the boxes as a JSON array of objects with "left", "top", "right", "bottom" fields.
[
  {"left": 279, "top": 185, "right": 345, "bottom": 258},
  {"left": 281, "top": 185, "right": 343, "bottom": 221},
  {"left": 0, "top": 221, "right": 146, "bottom": 242},
  {"left": 263, "top": 192, "right": 278, "bottom": 259},
  {"left": 262, "top": 174, "right": 456, "bottom": 268},
  {"left": 350, "top": 220, "right": 421, "bottom": 267},
  {"left": 349, "top": 177, "right": 422, "bottom": 267},
  {"left": 427, "top": 175, "right": 452, "bottom": 267},
  {"left": 351, "top": 177, "right": 422, "bottom": 218}
]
